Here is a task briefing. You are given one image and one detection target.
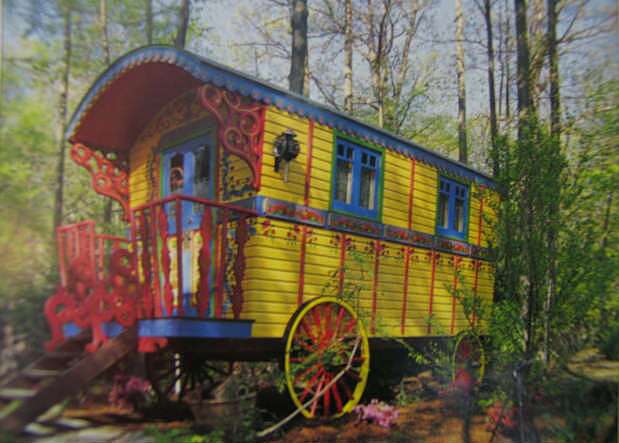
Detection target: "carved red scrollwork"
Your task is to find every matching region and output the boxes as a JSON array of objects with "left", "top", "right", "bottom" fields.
[
  {"left": 71, "top": 143, "right": 130, "bottom": 221},
  {"left": 197, "top": 85, "right": 266, "bottom": 189},
  {"left": 232, "top": 215, "right": 249, "bottom": 319},
  {"left": 197, "top": 207, "right": 213, "bottom": 318},
  {"left": 45, "top": 221, "right": 141, "bottom": 353}
]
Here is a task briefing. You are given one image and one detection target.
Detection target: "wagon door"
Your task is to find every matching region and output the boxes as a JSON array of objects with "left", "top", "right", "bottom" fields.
[{"left": 161, "top": 133, "right": 216, "bottom": 316}]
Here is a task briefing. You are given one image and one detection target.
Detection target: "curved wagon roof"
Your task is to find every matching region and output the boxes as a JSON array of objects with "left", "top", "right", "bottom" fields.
[{"left": 67, "top": 45, "right": 495, "bottom": 187}]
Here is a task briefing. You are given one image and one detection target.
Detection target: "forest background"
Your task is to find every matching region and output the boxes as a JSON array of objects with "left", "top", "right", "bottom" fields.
[{"left": 0, "top": 0, "right": 618, "bottom": 438}]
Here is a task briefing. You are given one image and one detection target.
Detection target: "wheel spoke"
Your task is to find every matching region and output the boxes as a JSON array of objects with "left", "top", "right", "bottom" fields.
[
  {"left": 323, "top": 373, "right": 331, "bottom": 417},
  {"left": 310, "top": 373, "right": 327, "bottom": 417},
  {"left": 294, "top": 361, "right": 322, "bottom": 384},
  {"left": 331, "top": 382, "right": 343, "bottom": 413},
  {"left": 285, "top": 299, "right": 369, "bottom": 419},
  {"left": 299, "top": 368, "right": 324, "bottom": 403}
]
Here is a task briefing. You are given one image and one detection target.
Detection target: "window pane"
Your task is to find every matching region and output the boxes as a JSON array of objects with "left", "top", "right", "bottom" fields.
[
  {"left": 194, "top": 145, "right": 210, "bottom": 198},
  {"left": 335, "top": 159, "right": 353, "bottom": 204},
  {"left": 438, "top": 193, "right": 449, "bottom": 228},
  {"left": 170, "top": 153, "right": 184, "bottom": 193},
  {"left": 360, "top": 167, "right": 376, "bottom": 210},
  {"left": 455, "top": 198, "right": 465, "bottom": 232}
]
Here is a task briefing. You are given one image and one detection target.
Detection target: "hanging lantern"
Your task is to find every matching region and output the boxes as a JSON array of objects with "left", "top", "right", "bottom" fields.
[{"left": 273, "top": 129, "right": 301, "bottom": 181}]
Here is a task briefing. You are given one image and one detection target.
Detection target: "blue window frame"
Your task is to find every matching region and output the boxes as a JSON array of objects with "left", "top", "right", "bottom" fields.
[
  {"left": 436, "top": 177, "right": 468, "bottom": 240},
  {"left": 331, "top": 138, "right": 382, "bottom": 219},
  {"left": 161, "top": 134, "right": 216, "bottom": 233}
]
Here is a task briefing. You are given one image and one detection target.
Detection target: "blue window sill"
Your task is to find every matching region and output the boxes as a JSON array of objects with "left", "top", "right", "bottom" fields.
[
  {"left": 332, "top": 201, "right": 379, "bottom": 222},
  {"left": 437, "top": 227, "right": 466, "bottom": 241}
]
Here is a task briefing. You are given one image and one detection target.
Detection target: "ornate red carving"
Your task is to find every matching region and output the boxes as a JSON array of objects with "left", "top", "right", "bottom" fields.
[
  {"left": 197, "top": 208, "right": 213, "bottom": 317},
  {"left": 44, "top": 221, "right": 140, "bottom": 353},
  {"left": 139, "top": 211, "right": 153, "bottom": 318},
  {"left": 232, "top": 215, "right": 249, "bottom": 319},
  {"left": 71, "top": 143, "right": 130, "bottom": 221},
  {"left": 197, "top": 85, "right": 266, "bottom": 189},
  {"left": 158, "top": 208, "right": 174, "bottom": 317}
]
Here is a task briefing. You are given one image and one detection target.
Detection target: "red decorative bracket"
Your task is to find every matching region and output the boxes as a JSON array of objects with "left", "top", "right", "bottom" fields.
[
  {"left": 197, "top": 85, "right": 266, "bottom": 189},
  {"left": 71, "top": 143, "right": 130, "bottom": 221}
]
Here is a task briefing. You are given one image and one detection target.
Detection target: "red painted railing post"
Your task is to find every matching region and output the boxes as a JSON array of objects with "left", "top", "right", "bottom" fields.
[
  {"left": 197, "top": 207, "right": 213, "bottom": 318},
  {"left": 232, "top": 215, "right": 249, "bottom": 319},
  {"left": 159, "top": 207, "right": 172, "bottom": 318},
  {"left": 175, "top": 197, "right": 184, "bottom": 317},
  {"left": 215, "top": 209, "right": 229, "bottom": 319},
  {"left": 148, "top": 206, "right": 161, "bottom": 318}
]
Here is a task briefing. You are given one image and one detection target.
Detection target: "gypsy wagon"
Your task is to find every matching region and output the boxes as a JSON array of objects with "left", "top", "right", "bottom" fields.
[{"left": 0, "top": 46, "right": 496, "bottom": 432}]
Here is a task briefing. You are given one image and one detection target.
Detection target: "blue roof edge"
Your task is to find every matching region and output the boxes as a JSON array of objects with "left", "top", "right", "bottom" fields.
[{"left": 66, "top": 45, "right": 496, "bottom": 188}]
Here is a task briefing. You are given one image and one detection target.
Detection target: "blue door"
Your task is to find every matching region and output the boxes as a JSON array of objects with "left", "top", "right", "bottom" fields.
[{"left": 161, "top": 134, "right": 216, "bottom": 316}]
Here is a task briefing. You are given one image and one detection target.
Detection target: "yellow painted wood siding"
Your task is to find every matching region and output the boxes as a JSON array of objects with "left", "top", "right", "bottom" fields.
[
  {"left": 241, "top": 219, "right": 484, "bottom": 339},
  {"left": 261, "top": 108, "right": 310, "bottom": 206},
  {"left": 382, "top": 151, "right": 411, "bottom": 229},
  {"left": 411, "top": 162, "right": 438, "bottom": 234},
  {"left": 467, "top": 184, "right": 497, "bottom": 247}
]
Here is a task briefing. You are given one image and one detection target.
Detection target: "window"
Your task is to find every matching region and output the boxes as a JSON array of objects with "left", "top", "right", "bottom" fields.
[
  {"left": 436, "top": 177, "right": 468, "bottom": 239},
  {"left": 332, "top": 138, "right": 382, "bottom": 219}
]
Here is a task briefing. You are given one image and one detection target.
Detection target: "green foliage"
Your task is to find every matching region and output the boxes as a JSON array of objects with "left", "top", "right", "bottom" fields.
[{"left": 144, "top": 426, "right": 225, "bottom": 443}]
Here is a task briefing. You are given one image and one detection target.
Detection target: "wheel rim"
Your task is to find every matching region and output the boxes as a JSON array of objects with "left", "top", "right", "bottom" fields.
[
  {"left": 145, "top": 350, "right": 231, "bottom": 403},
  {"left": 284, "top": 297, "right": 370, "bottom": 418},
  {"left": 452, "top": 333, "right": 486, "bottom": 388}
]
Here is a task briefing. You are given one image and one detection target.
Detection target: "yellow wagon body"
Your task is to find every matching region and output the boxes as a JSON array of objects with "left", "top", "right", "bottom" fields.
[{"left": 127, "top": 87, "right": 496, "bottom": 341}]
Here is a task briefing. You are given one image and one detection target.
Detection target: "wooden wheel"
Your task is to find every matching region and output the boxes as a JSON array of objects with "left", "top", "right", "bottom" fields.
[
  {"left": 452, "top": 333, "right": 486, "bottom": 391},
  {"left": 284, "top": 297, "right": 370, "bottom": 418},
  {"left": 145, "top": 350, "right": 232, "bottom": 403}
]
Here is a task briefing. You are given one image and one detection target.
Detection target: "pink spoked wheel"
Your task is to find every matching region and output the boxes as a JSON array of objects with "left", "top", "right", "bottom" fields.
[
  {"left": 452, "top": 333, "right": 486, "bottom": 392},
  {"left": 283, "top": 297, "right": 370, "bottom": 418}
]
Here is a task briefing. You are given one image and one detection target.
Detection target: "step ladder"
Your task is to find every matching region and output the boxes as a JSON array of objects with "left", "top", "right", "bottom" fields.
[{"left": 0, "top": 327, "right": 137, "bottom": 435}]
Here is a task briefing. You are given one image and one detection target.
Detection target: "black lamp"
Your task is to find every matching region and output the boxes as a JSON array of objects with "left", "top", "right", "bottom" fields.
[{"left": 273, "top": 129, "right": 301, "bottom": 175}]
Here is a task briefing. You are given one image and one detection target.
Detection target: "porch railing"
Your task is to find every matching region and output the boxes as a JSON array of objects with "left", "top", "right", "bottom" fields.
[
  {"left": 45, "top": 198, "right": 255, "bottom": 353},
  {"left": 46, "top": 221, "right": 134, "bottom": 352},
  {"left": 131, "top": 195, "right": 256, "bottom": 321}
]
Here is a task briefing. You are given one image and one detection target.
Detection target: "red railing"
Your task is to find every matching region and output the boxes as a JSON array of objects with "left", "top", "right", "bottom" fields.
[
  {"left": 46, "top": 221, "right": 137, "bottom": 352},
  {"left": 44, "top": 197, "right": 255, "bottom": 353},
  {"left": 131, "top": 195, "right": 256, "bottom": 321}
]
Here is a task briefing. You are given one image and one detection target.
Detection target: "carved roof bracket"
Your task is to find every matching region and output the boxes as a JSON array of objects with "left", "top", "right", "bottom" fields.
[
  {"left": 197, "top": 84, "right": 265, "bottom": 189},
  {"left": 70, "top": 143, "right": 130, "bottom": 221}
]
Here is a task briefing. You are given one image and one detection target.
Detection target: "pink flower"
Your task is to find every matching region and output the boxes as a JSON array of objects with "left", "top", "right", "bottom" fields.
[{"left": 353, "top": 399, "right": 399, "bottom": 428}]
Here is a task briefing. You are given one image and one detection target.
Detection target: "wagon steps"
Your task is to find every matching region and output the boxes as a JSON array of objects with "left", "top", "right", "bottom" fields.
[{"left": 0, "top": 327, "right": 137, "bottom": 436}]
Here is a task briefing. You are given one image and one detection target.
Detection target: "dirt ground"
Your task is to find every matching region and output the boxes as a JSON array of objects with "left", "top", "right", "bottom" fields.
[
  {"left": 31, "top": 398, "right": 526, "bottom": 443},
  {"left": 270, "top": 399, "right": 517, "bottom": 443}
]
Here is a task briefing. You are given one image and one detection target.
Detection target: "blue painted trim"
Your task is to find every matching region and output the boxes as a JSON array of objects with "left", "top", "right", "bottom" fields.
[
  {"left": 62, "top": 321, "right": 124, "bottom": 338},
  {"left": 66, "top": 45, "right": 495, "bottom": 189},
  {"left": 138, "top": 318, "right": 253, "bottom": 338},
  {"left": 237, "top": 196, "right": 491, "bottom": 259},
  {"left": 436, "top": 177, "right": 468, "bottom": 240},
  {"left": 331, "top": 139, "right": 381, "bottom": 220},
  {"left": 261, "top": 197, "right": 327, "bottom": 226}
]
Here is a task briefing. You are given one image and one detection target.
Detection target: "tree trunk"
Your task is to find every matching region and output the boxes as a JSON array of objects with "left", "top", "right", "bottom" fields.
[
  {"left": 483, "top": 0, "right": 499, "bottom": 174},
  {"left": 100, "top": 0, "right": 114, "bottom": 225},
  {"left": 543, "top": 0, "right": 560, "bottom": 365},
  {"left": 53, "top": 7, "right": 72, "bottom": 232},
  {"left": 547, "top": 0, "right": 560, "bottom": 141},
  {"left": 174, "top": 0, "right": 190, "bottom": 49},
  {"left": 0, "top": 0, "right": 4, "bottom": 120},
  {"left": 289, "top": 0, "right": 308, "bottom": 95},
  {"left": 455, "top": 0, "right": 468, "bottom": 163},
  {"left": 514, "top": 0, "right": 532, "bottom": 138},
  {"left": 145, "top": 0, "right": 153, "bottom": 45},
  {"left": 344, "top": 0, "right": 353, "bottom": 112}
]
